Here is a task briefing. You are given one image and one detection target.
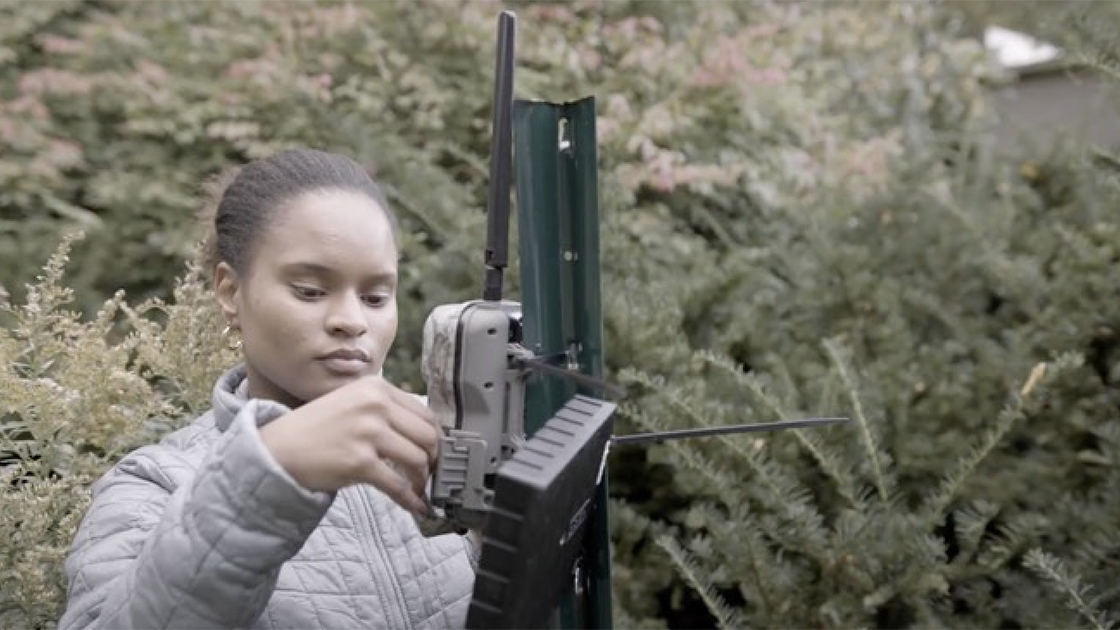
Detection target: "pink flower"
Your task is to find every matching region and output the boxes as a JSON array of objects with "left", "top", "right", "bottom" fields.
[
  {"left": 136, "top": 60, "right": 168, "bottom": 84},
  {"left": 35, "top": 34, "right": 84, "bottom": 55},
  {"left": 8, "top": 95, "right": 50, "bottom": 121},
  {"left": 526, "top": 4, "right": 574, "bottom": 22},
  {"left": 46, "top": 139, "right": 83, "bottom": 167},
  {"left": 18, "top": 69, "right": 93, "bottom": 97},
  {"left": 0, "top": 117, "right": 16, "bottom": 143}
]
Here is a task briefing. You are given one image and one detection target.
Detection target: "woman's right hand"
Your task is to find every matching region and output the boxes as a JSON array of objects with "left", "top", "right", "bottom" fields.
[{"left": 258, "top": 375, "right": 440, "bottom": 515}]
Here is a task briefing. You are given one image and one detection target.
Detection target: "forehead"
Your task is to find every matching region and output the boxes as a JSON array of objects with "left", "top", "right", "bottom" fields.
[{"left": 253, "top": 189, "right": 397, "bottom": 272}]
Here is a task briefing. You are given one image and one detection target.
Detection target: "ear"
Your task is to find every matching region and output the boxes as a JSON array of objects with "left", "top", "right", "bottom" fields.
[{"left": 213, "top": 261, "right": 242, "bottom": 326}]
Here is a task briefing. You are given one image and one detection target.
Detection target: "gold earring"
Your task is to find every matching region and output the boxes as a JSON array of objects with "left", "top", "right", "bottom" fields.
[{"left": 222, "top": 325, "right": 242, "bottom": 350}]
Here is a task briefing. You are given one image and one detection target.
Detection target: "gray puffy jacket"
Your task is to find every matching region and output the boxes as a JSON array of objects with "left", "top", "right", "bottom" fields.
[{"left": 60, "top": 365, "right": 477, "bottom": 629}]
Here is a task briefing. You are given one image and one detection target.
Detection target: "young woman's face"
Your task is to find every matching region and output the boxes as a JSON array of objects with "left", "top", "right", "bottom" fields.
[{"left": 216, "top": 189, "right": 399, "bottom": 408}]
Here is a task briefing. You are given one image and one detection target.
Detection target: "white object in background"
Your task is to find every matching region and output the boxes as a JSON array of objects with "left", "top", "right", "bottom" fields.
[{"left": 983, "top": 25, "right": 1062, "bottom": 70}]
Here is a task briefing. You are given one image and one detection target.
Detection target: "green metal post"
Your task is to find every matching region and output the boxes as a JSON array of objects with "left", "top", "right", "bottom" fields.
[{"left": 513, "top": 96, "right": 612, "bottom": 630}]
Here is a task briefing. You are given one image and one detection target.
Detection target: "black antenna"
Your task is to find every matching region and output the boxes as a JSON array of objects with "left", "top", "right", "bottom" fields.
[
  {"left": 483, "top": 11, "right": 516, "bottom": 302},
  {"left": 610, "top": 417, "right": 849, "bottom": 446}
]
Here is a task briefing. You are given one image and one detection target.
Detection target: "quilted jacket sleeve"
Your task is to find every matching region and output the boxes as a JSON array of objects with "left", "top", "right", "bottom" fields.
[{"left": 59, "top": 400, "right": 334, "bottom": 630}]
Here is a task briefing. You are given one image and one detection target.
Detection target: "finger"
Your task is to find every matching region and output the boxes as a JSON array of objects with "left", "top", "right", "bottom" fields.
[
  {"left": 383, "top": 397, "right": 442, "bottom": 462},
  {"left": 362, "top": 456, "right": 429, "bottom": 515},
  {"left": 391, "top": 415, "right": 442, "bottom": 465},
  {"left": 387, "top": 384, "right": 438, "bottom": 427},
  {"left": 361, "top": 378, "right": 442, "bottom": 463},
  {"left": 370, "top": 429, "right": 432, "bottom": 497}
]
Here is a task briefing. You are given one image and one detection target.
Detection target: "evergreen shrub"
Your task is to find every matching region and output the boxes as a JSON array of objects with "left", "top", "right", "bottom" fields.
[{"left": 2, "top": 1, "right": 1119, "bottom": 628}]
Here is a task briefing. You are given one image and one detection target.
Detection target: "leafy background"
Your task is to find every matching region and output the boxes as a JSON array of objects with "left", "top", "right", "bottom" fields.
[{"left": 3, "top": 0, "right": 1120, "bottom": 628}]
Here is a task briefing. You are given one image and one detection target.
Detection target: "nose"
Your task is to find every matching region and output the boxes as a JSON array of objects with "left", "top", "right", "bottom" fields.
[{"left": 325, "top": 292, "right": 368, "bottom": 337}]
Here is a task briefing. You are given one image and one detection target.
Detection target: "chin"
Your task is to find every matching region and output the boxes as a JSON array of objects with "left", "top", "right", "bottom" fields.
[
  {"left": 284, "top": 363, "right": 379, "bottom": 404},
  {"left": 289, "top": 376, "right": 345, "bottom": 404},
  {"left": 317, "top": 365, "right": 374, "bottom": 387}
]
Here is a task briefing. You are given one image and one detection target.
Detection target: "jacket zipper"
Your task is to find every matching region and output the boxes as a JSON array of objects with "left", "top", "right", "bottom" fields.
[{"left": 346, "top": 489, "right": 412, "bottom": 628}]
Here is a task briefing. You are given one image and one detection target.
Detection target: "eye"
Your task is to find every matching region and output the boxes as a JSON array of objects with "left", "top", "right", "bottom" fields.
[
  {"left": 292, "top": 285, "right": 325, "bottom": 300},
  {"left": 362, "top": 293, "right": 391, "bottom": 308}
]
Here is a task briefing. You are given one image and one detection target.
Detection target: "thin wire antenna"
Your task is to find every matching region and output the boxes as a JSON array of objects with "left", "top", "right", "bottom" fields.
[
  {"left": 610, "top": 417, "right": 850, "bottom": 446},
  {"left": 483, "top": 11, "right": 516, "bottom": 302},
  {"left": 516, "top": 356, "right": 627, "bottom": 398}
]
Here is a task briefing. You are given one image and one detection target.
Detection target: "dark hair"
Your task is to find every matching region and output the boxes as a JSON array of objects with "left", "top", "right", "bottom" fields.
[{"left": 200, "top": 148, "right": 398, "bottom": 273}]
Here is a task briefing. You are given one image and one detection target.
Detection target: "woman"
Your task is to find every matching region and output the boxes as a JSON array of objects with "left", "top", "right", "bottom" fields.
[{"left": 60, "top": 148, "right": 478, "bottom": 629}]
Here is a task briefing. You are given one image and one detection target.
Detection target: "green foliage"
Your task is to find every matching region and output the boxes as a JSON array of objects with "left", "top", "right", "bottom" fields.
[
  {"left": 596, "top": 2, "right": 1120, "bottom": 625},
  {"left": 0, "top": 235, "right": 237, "bottom": 628},
  {"left": 614, "top": 350, "right": 1101, "bottom": 628},
  {"left": 3, "top": 0, "right": 1120, "bottom": 628},
  {"left": 0, "top": 0, "right": 497, "bottom": 349},
  {"left": 1024, "top": 549, "right": 1118, "bottom": 630}
]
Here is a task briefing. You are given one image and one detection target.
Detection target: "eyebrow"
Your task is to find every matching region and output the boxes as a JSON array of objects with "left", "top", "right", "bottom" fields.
[{"left": 280, "top": 261, "right": 397, "bottom": 283}]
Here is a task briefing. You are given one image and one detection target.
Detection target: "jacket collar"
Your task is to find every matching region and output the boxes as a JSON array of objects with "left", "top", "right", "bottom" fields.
[{"left": 212, "top": 364, "right": 250, "bottom": 432}]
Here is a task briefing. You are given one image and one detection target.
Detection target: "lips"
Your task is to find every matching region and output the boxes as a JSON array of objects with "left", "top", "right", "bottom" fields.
[
  {"left": 318, "top": 348, "right": 371, "bottom": 375},
  {"left": 321, "top": 348, "right": 371, "bottom": 362}
]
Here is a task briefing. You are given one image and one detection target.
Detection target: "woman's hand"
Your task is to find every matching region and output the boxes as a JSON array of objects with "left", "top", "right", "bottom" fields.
[{"left": 258, "top": 376, "right": 440, "bottom": 514}]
